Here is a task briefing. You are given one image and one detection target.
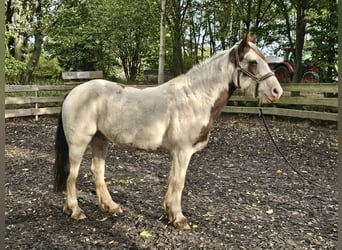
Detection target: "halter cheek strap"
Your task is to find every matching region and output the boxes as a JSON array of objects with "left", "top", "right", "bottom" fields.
[{"left": 234, "top": 47, "right": 275, "bottom": 97}]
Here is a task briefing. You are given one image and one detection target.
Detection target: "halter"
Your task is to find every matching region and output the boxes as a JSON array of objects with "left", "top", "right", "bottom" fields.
[{"left": 234, "top": 46, "right": 275, "bottom": 97}]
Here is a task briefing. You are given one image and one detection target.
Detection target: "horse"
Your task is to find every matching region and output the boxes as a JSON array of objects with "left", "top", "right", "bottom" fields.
[{"left": 53, "top": 33, "right": 283, "bottom": 229}]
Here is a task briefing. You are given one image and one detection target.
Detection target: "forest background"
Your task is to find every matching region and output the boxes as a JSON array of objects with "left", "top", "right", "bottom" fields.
[{"left": 4, "top": 0, "right": 338, "bottom": 84}]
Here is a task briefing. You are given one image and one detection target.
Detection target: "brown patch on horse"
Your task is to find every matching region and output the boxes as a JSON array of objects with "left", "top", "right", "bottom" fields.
[
  {"left": 193, "top": 90, "right": 230, "bottom": 146},
  {"left": 116, "top": 83, "right": 147, "bottom": 90},
  {"left": 229, "top": 33, "right": 267, "bottom": 66},
  {"left": 92, "top": 130, "right": 109, "bottom": 142},
  {"left": 229, "top": 41, "right": 250, "bottom": 66},
  {"left": 117, "top": 83, "right": 126, "bottom": 88},
  {"left": 248, "top": 61, "right": 258, "bottom": 76}
]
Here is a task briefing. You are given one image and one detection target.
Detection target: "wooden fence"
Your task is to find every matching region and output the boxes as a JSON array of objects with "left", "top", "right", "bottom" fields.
[
  {"left": 5, "top": 85, "right": 73, "bottom": 120},
  {"left": 5, "top": 83, "right": 338, "bottom": 121},
  {"left": 224, "top": 83, "right": 338, "bottom": 121}
]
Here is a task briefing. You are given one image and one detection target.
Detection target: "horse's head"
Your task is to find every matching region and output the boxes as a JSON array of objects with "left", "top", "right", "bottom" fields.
[{"left": 230, "top": 33, "right": 283, "bottom": 103}]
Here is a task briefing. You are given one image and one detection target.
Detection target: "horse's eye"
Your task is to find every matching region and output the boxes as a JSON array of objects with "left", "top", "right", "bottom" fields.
[{"left": 249, "top": 60, "right": 257, "bottom": 65}]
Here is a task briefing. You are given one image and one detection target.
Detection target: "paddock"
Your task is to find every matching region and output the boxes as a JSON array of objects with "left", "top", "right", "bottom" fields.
[{"left": 5, "top": 114, "right": 337, "bottom": 249}]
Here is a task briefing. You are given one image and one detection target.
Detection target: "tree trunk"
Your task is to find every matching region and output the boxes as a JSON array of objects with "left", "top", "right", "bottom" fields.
[
  {"left": 172, "top": 23, "right": 184, "bottom": 75},
  {"left": 21, "top": 33, "right": 43, "bottom": 83},
  {"left": 166, "top": 0, "right": 191, "bottom": 76},
  {"left": 21, "top": 0, "right": 43, "bottom": 83},
  {"left": 158, "top": 0, "right": 166, "bottom": 85},
  {"left": 171, "top": 11, "right": 184, "bottom": 75},
  {"left": 12, "top": 0, "right": 26, "bottom": 61},
  {"left": 293, "top": 0, "right": 308, "bottom": 83},
  {"left": 207, "top": 17, "right": 215, "bottom": 56}
]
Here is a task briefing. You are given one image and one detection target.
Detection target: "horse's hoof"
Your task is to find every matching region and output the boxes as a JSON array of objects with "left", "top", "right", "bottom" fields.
[
  {"left": 63, "top": 205, "right": 72, "bottom": 216},
  {"left": 63, "top": 205, "right": 86, "bottom": 220},
  {"left": 173, "top": 218, "right": 191, "bottom": 230},
  {"left": 99, "top": 202, "right": 123, "bottom": 214},
  {"left": 109, "top": 206, "right": 123, "bottom": 215},
  {"left": 71, "top": 210, "right": 87, "bottom": 220}
]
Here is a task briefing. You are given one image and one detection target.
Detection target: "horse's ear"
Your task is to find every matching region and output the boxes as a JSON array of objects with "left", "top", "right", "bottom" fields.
[
  {"left": 247, "top": 32, "right": 257, "bottom": 43},
  {"left": 229, "top": 33, "right": 251, "bottom": 65},
  {"left": 240, "top": 33, "right": 249, "bottom": 47},
  {"left": 238, "top": 33, "right": 251, "bottom": 56}
]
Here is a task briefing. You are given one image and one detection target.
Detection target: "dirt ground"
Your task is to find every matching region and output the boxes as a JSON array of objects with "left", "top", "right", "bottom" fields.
[{"left": 5, "top": 114, "right": 338, "bottom": 249}]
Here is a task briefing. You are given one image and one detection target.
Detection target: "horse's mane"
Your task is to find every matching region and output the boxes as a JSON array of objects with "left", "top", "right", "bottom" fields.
[
  {"left": 185, "top": 50, "right": 230, "bottom": 76},
  {"left": 183, "top": 49, "right": 233, "bottom": 89},
  {"left": 248, "top": 42, "right": 267, "bottom": 61},
  {"left": 163, "top": 47, "right": 235, "bottom": 90}
]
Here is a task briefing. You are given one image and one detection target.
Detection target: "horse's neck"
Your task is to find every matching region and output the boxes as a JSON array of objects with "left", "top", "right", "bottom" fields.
[{"left": 185, "top": 50, "right": 235, "bottom": 100}]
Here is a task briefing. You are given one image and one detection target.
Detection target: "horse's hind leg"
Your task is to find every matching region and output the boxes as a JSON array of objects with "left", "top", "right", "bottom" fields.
[
  {"left": 63, "top": 143, "right": 88, "bottom": 220},
  {"left": 90, "top": 135, "right": 122, "bottom": 214}
]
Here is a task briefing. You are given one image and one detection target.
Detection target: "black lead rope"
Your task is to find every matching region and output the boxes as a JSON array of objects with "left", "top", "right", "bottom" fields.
[{"left": 258, "top": 108, "right": 334, "bottom": 191}]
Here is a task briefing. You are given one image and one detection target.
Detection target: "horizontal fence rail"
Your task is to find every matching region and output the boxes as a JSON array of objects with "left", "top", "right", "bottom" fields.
[
  {"left": 224, "top": 83, "right": 338, "bottom": 121},
  {"left": 5, "top": 83, "right": 338, "bottom": 121},
  {"left": 5, "top": 85, "right": 74, "bottom": 120}
]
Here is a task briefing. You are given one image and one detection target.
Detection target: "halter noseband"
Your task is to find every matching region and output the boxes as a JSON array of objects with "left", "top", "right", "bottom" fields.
[{"left": 234, "top": 46, "right": 275, "bottom": 97}]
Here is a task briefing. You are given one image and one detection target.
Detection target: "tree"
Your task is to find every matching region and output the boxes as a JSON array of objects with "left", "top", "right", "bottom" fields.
[
  {"left": 292, "top": 0, "right": 309, "bottom": 83},
  {"left": 5, "top": 0, "right": 337, "bottom": 84},
  {"left": 45, "top": 0, "right": 111, "bottom": 72},
  {"left": 21, "top": 0, "right": 44, "bottom": 83},
  {"left": 307, "top": 0, "right": 338, "bottom": 82},
  {"left": 6, "top": 0, "right": 53, "bottom": 83},
  {"left": 158, "top": 0, "right": 167, "bottom": 84},
  {"left": 165, "top": 0, "right": 191, "bottom": 75},
  {"left": 110, "top": 0, "right": 159, "bottom": 81},
  {"left": 46, "top": 0, "right": 159, "bottom": 81}
]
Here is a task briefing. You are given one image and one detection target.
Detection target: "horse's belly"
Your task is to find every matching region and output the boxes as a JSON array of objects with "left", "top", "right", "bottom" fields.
[{"left": 100, "top": 122, "right": 167, "bottom": 150}]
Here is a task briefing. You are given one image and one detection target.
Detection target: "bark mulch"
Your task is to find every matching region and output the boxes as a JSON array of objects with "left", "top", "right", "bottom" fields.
[{"left": 5, "top": 114, "right": 337, "bottom": 249}]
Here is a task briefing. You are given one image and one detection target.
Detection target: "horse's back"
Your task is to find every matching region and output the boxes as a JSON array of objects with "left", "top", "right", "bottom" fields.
[{"left": 62, "top": 79, "right": 172, "bottom": 149}]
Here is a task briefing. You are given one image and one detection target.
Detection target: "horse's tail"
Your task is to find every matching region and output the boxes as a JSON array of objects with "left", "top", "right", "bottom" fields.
[{"left": 53, "top": 107, "right": 69, "bottom": 192}]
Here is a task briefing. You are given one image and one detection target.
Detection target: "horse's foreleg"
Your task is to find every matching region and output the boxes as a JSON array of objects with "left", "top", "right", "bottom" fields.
[
  {"left": 163, "top": 149, "right": 193, "bottom": 229},
  {"left": 90, "top": 137, "right": 122, "bottom": 215},
  {"left": 63, "top": 144, "right": 87, "bottom": 220}
]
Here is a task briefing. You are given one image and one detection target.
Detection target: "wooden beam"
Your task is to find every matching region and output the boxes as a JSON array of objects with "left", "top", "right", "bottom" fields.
[
  {"left": 281, "top": 83, "right": 338, "bottom": 93},
  {"left": 229, "top": 96, "right": 338, "bottom": 107},
  {"left": 5, "top": 107, "right": 61, "bottom": 118},
  {"left": 5, "top": 85, "right": 74, "bottom": 92},
  {"left": 62, "top": 71, "right": 103, "bottom": 80},
  {"left": 223, "top": 106, "right": 338, "bottom": 121},
  {"left": 5, "top": 96, "right": 64, "bottom": 105}
]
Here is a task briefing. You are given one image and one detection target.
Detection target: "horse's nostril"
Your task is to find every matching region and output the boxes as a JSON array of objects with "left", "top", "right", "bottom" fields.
[{"left": 272, "top": 88, "right": 280, "bottom": 97}]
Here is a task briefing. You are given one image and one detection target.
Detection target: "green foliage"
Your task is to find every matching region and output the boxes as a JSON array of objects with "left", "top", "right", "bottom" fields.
[
  {"left": 307, "top": 0, "right": 338, "bottom": 82},
  {"left": 44, "top": 0, "right": 159, "bottom": 81},
  {"left": 32, "top": 55, "right": 63, "bottom": 80},
  {"left": 44, "top": 0, "right": 106, "bottom": 71},
  {"left": 5, "top": 50, "right": 26, "bottom": 84},
  {"left": 5, "top": 0, "right": 338, "bottom": 83}
]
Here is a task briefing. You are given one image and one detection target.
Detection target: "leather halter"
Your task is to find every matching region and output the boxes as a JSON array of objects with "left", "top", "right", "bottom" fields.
[{"left": 234, "top": 46, "right": 275, "bottom": 97}]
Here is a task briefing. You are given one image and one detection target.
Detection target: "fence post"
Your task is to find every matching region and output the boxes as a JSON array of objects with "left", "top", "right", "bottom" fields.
[{"left": 35, "top": 86, "right": 38, "bottom": 121}]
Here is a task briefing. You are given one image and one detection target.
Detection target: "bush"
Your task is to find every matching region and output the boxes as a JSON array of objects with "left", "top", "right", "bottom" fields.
[
  {"left": 32, "top": 55, "right": 63, "bottom": 80},
  {"left": 5, "top": 51, "right": 26, "bottom": 84}
]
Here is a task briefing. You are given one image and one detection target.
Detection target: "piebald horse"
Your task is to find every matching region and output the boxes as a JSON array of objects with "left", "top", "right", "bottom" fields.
[{"left": 53, "top": 34, "right": 283, "bottom": 229}]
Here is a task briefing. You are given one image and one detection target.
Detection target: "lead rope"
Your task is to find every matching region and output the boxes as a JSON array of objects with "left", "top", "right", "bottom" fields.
[{"left": 258, "top": 108, "right": 334, "bottom": 191}]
